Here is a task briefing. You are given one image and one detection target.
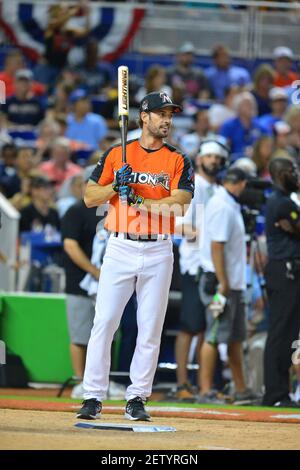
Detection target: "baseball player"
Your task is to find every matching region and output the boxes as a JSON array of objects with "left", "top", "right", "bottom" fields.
[{"left": 77, "top": 91, "right": 194, "bottom": 421}]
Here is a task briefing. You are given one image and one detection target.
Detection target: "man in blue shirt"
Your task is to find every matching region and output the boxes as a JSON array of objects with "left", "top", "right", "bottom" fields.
[
  {"left": 205, "top": 45, "right": 251, "bottom": 101},
  {"left": 66, "top": 89, "right": 108, "bottom": 151},
  {"left": 258, "top": 87, "right": 288, "bottom": 135},
  {"left": 220, "top": 92, "right": 267, "bottom": 160}
]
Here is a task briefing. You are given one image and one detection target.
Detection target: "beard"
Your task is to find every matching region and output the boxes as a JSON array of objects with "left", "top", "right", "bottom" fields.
[
  {"left": 201, "top": 162, "right": 220, "bottom": 177},
  {"left": 147, "top": 115, "right": 170, "bottom": 139},
  {"left": 147, "top": 125, "right": 168, "bottom": 139}
]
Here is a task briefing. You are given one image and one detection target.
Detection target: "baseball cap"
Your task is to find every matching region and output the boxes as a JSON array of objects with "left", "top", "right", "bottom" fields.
[
  {"left": 232, "top": 157, "right": 257, "bottom": 178},
  {"left": 273, "top": 46, "right": 294, "bottom": 60},
  {"left": 140, "top": 92, "right": 182, "bottom": 113},
  {"left": 31, "top": 175, "right": 54, "bottom": 188},
  {"left": 15, "top": 69, "right": 33, "bottom": 81},
  {"left": 269, "top": 87, "right": 288, "bottom": 101},
  {"left": 179, "top": 42, "right": 196, "bottom": 54},
  {"left": 69, "top": 88, "right": 89, "bottom": 104},
  {"left": 224, "top": 167, "right": 249, "bottom": 184}
]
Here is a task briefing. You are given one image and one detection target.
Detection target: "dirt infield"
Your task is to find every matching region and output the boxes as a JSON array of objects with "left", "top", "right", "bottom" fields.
[
  {"left": 1, "top": 408, "right": 300, "bottom": 450},
  {"left": 1, "top": 395, "right": 300, "bottom": 423},
  {"left": 1, "top": 391, "right": 300, "bottom": 450}
]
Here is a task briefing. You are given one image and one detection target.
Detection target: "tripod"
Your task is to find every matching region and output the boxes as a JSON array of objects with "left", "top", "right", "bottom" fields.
[
  {"left": 245, "top": 232, "right": 268, "bottom": 395},
  {"left": 247, "top": 232, "right": 268, "bottom": 315}
]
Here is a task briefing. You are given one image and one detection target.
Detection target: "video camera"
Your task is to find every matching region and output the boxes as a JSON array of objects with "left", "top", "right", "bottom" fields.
[
  {"left": 239, "top": 178, "right": 273, "bottom": 210},
  {"left": 239, "top": 178, "right": 273, "bottom": 236}
]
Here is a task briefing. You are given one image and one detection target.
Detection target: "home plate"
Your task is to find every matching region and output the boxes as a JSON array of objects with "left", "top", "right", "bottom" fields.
[{"left": 75, "top": 422, "right": 176, "bottom": 433}]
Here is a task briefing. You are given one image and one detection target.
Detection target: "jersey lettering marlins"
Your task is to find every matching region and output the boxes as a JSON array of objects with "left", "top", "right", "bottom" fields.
[{"left": 90, "top": 139, "right": 194, "bottom": 234}]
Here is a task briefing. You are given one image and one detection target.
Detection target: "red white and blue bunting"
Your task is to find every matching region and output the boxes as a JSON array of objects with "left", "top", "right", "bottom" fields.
[{"left": 0, "top": 1, "right": 145, "bottom": 62}]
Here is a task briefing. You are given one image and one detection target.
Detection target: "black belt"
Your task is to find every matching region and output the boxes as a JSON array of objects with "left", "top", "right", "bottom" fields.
[{"left": 112, "top": 232, "right": 168, "bottom": 242}]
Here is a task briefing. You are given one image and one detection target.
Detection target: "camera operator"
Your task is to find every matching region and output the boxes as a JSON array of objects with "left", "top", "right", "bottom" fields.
[
  {"left": 198, "top": 167, "right": 257, "bottom": 404},
  {"left": 263, "top": 157, "right": 300, "bottom": 407}
]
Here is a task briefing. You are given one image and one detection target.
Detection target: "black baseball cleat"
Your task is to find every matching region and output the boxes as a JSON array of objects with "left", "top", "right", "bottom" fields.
[
  {"left": 273, "top": 399, "right": 300, "bottom": 408},
  {"left": 125, "top": 397, "right": 151, "bottom": 421},
  {"left": 77, "top": 399, "right": 102, "bottom": 420}
]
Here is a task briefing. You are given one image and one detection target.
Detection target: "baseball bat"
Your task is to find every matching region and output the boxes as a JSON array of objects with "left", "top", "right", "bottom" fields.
[
  {"left": 118, "top": 65, "right": 129, "bottom": 164},
  {"left": 118, "top": 65, "right": 129, "bottom": 204}
]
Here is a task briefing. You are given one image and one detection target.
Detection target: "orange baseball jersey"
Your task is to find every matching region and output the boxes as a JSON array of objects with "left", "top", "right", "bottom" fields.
[{"left": 90, "top": 139, "right": 194, "bottom": 234}]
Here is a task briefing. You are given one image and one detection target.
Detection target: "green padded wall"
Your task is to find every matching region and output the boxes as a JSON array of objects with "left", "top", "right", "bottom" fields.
[{"left": 0, "top": 293, "right": 73, "bottom": 383}]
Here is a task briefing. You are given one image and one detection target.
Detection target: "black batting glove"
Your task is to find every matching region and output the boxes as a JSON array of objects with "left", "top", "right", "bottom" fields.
[
  {"left": 112, "top": 164, "right": 132, "bottom": 192},
  {"left": 119, "top": 185, "right": 144, "bottom": 207}
]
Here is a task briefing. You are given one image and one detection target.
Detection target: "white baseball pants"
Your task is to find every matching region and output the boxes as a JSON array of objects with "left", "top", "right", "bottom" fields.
[{"left": 83, "top": 234, "right": 174, "bottom": 402}]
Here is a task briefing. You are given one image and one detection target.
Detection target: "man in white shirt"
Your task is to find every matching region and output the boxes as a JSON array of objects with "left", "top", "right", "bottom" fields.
[
  {"left": 174, "top": 138, "right": 228, "bottom": 400},
  {"left": 199, "top": 167, "right": 254, "bottom": 404}
]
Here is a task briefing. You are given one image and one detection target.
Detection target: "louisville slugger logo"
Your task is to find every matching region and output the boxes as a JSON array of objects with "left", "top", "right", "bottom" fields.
[{"left": 121, "top": 69, "right": 128, "bottom": 111}]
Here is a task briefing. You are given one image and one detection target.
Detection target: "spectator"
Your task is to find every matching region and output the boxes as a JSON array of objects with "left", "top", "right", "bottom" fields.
[
  {"left": 39, "top": 137, "right": 82, "bottom": 192},
  {"left": 167, "top": 42, "right": 211, "bottom": 100},
  {"left": 61, "top": 169, "right": 101, "bottom": 398},
  {"left": 272, "top": 120, "right": 297, "bottom": 160},
  {"left": 87, "top": 133, "right": 119, "bottom": 162},
  {"left": 66, "top": 89, "right": 108, "bottom": 150},
  {"left": 199, "top": 167, "right": 256, "bottom": 404},
  {"left": 179, "top": 109, "right": 214, "bottom": 160},
  {"left": 252, "top": 64, "right": 275, "bottom": 117},
  {"left": 0, "top": 118, "right": 12, "bottom": 148},
  {"left": 252, "top": 136, "right": 273, "bottom": 180},
  {"left": 57, "top": 174, "right": 84, "bottom": 218},
  {"left": 35, "top": 119, "right": 61, "bottom": 163},
  {"left": 263, "top": 157, "right": 300, "bottom": 407},
  {"left": 284, "top": 105, "right": 300, "bottom": 158},
  {"left": 0, "top": 50, "right": 45, "bottom": 98},
  {"left": 1, "top": 146, "right": 36, "bottom": 198},
  {"left": 34, "top": 2, "right": 90, "bottom": 88},
  {"left": 77, "top": 38, "right": 115, "bottom": 94},
  {"left": 174, "top": 138, "right": 228, "bottom": 400},
  {"left": 9, "top": 170, "right": 37, "bottom": 211},
  {"left": 220, "top": 91, "right": 266, "bottom": 159},
  {"left": 0, "top": 142, "right": 16, "bottom": 165},
  {"left": 205, "top": 45, "right": 251, "bottom": 101},
  {"left": 207, "top": 86, "right": 238, "bottom": 132},
  {"left": 46, "top": 81, "right": 74, "bottom": 121},
  {"left": 273, "top": 46, "right": 297, "bottom": 88},
  {"left": 54, "top": 113, "right": 92, "bottom": 154},
  {"left": 1, "top": 69, "right": 45, "bottom": 130},
  {"left": 135, "top": 64, "right": 172, "bottom": 104},
  {"left": 0, "top": 143, "right": 17, "bottom": 193},
  {"left": 19, "top": 175, "right": 60, "bottom": 233},
  {"left": 258, "top": 87, "right": 289, "bottom": 134}
]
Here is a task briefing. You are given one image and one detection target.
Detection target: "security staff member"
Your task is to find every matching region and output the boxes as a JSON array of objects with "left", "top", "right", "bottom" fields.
[{"left": 263, "top": 157, "right": 300, "bottom": 407}]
